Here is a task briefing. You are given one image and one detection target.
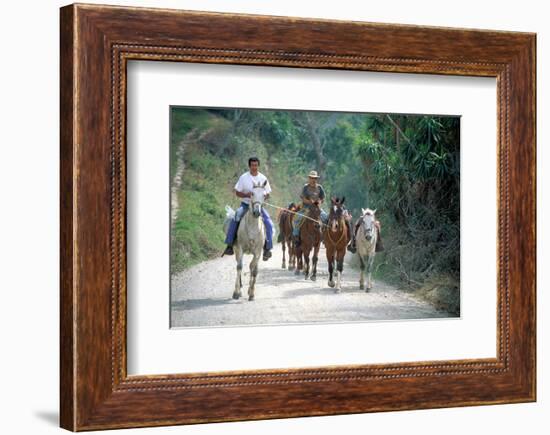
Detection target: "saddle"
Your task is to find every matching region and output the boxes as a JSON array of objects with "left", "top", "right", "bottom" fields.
[{"left": 294, "top": 206, "right": 316, "bottom": 230}]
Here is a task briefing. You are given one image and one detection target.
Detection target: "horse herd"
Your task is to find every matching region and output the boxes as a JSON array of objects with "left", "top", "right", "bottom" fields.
[{"left": 224, "top": 181, "right": 378, "bottom": 301}]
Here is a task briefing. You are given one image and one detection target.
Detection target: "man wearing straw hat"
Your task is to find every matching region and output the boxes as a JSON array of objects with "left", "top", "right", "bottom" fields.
[{"left": 292, "top": 170, "right": 329, "bottom": 246}]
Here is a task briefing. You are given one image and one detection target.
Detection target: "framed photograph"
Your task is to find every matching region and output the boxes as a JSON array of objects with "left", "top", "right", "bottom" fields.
[{"left": 60, "top": 3, "right": 536, "bottom": 431}]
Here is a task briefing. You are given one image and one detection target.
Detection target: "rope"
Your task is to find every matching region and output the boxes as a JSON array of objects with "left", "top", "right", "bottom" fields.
[{"left": 263, "top": 201, "right": 326, "bottom": 227}]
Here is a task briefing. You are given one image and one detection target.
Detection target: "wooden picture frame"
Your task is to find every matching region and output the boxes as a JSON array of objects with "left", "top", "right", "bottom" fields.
[{"left": 60, "top": 3, "right": 536, "bottom": 431}]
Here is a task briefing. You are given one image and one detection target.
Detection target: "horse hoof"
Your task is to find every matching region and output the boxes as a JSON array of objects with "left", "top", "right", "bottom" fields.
[
  {"left": 310, "top": 275, "right": 316, "bottom": 282},
  {"left": 282, "top": 263, "right": 286, "bottom": 269},
  {"left": 335, "top": 288, "right": 341, "bottom": 293},
  {"left": 365, "top": 288, "right": 370, "bottom": 293},
  {"left": 248, "top": 295, "right": 255, "bottom": 301},
  {"left": 288, "top": 265, "right": 294, "bottom": 271},
  {"left": 294, "top": 270, "right": 300, "bottom": 276},
  {"left": 328, "top": 280, "right": 335, "bottom": 288},
  {"left": 359, "top": 284, "right": 364, "bottom": 290},
  {"left": 232, "top": 293, "right": 241, "bottom": 300}
]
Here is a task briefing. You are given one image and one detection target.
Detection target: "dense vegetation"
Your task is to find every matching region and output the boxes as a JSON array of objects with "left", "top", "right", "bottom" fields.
[{"left": 170, "top": 107, "right": 460, "bottom": 314}]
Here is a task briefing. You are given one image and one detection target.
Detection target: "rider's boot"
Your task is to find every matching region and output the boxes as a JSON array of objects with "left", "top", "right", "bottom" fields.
[{"left": 222, "top": 245, "right": 234, "bottom": 256}]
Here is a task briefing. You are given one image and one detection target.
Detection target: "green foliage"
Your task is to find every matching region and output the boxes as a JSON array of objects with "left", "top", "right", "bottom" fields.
[{"left": 352, "top": 114, "right": 460, "bottom": 295}]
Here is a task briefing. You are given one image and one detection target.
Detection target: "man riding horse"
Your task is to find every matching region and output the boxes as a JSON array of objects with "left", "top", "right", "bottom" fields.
[
  {"left": 223, "top": 157, "right": 274, "bottom": 261},
  {"left": 292, "top": 170, "right": 354, "bottom": 251}
]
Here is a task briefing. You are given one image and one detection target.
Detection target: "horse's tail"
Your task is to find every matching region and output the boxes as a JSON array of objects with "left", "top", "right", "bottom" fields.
[
  {"left": 278, "top": 209, "right": 287, "bottom": 227},
  {"left": 225, "top": 205, "right": 235, "bottom": 220},
  {"left": 277, "top": 209, "right": 283, "bottom": 225}
]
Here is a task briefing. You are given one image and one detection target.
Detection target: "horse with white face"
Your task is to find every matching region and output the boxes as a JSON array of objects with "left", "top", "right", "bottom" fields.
[
  {"left": 233, "top": 180, "right": 268, "bottom": 301},
  {"left": 356, "top": 208, "right": 378, "bottom": 291}
]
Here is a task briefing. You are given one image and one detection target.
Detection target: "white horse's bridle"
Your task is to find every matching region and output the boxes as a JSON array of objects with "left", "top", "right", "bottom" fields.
[
  {"left": 250, "top": 184, "right": 266, "bottom": 217},
  {"left": 361, "top": 209, "right": 376, "bottom": 241}
]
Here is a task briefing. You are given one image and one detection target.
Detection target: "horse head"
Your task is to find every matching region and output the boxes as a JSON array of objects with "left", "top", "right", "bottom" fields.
[
  {"left": 309, "top": 200, "right": 322, "bottom": 219},
  {"left": 329, "top": 196, "right": 346, "bottom": 232},
  {"left": 361, "top": 208, "right": 377, "bottom": 241},
  {"left": 251, "top": 179, "right": 268, "bottom": 218}
]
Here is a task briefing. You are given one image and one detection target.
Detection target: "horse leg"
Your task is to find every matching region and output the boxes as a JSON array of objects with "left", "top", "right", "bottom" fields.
[
  {"left": 233, "top": 249, "right": 243, "bottom": 299},
  {"left": 248, "top": 254, "right": 259, "bottom": 301},
  {"left": 327, "top": 250, "right": 335, "bottom": 288},
  {"left": 295, "top": 244, "right": 302, "bottom": 275},
  {"left": 281, "top": 239, "right": 286, "bottom": 269},
  {"left": 310, "top": 242, "right": 320, "bottom": 281},
  {"left": 336, "top": 255, "right": 344, "bottom": 292},
  {"left": 310, "top": 254, "right": 317, "bottom": 281},
  {"left": 367, "top": 253, "right": 375, "bottom": 290},
  {"left": 303, "top": 249, "right": 310, "bottom": 279},
  {"left": 358, "top": 255, "right": 365, "bottom": 290},
  {"left": 288, "top": 237, "right": 295, "bottom": 271}
]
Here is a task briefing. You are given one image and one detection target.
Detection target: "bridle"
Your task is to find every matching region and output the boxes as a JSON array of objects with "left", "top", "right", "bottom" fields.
[
  {"left": 250, "top": 185, "right": 265, "bottom": 216},
  {"left": 326, "top": 217, "right": 347, "bottom": 246},
  {"left": 361, "top": 213, "right": 375, "bottom": 240},
  {"left": 326, "top": 204, "right": 346, "bottom": 245}
]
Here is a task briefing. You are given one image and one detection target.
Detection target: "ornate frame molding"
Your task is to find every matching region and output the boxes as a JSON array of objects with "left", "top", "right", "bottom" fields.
[{"left": 61, "top": 4, "right": 535, "bottom": 430}]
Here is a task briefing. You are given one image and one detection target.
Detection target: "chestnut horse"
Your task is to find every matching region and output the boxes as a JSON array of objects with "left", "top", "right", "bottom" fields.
[
  {"left": 278, "top": 203, "right": 298, "bottom": 270},
  {"left": 323, "top": 197, "right": 351, "bottom": 292},
  {"left": 294, "top": 202, "right": 322, "bottom": 281}
]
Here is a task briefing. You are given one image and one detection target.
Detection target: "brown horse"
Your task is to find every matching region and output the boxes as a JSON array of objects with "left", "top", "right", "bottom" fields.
[
  {"left": 324, "top": 197, "right": 351, "bottom": 292},
  {"left": 278, "top": 203, "right": 298, "bottom": 270},
  {"left": 294, "top": 202, "right": 322, "bottom": 281}
]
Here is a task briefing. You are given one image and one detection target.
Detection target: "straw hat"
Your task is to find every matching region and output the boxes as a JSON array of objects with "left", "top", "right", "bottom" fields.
[{"left": 308, "top": 170, "right": 320, "bottom": 178}]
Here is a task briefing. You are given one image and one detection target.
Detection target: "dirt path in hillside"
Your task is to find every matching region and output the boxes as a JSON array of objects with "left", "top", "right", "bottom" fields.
[
  {"left": 170, "top": 243, "right": 451, "bottom": 328},
  {"left": 171, "top": 128, "right": 214, "bottom": 224},
  {"left": 170, "top": 131, "right": 190, "bottom": 224}
]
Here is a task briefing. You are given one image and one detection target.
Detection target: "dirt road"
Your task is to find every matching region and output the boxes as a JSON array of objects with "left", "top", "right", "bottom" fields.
[{"left": 170, "top": 243, "right": 450, "bottom": 328}]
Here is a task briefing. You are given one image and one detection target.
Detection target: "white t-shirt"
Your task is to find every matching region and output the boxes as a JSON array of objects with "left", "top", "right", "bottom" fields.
[{"left": 234, "top": 171, "right": 272, "bottom": 204}]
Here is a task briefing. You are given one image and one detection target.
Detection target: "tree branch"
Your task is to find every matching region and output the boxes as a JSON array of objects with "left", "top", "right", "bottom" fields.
[{"left": 386, "top": 114, "right": 412, "bottom": 146}]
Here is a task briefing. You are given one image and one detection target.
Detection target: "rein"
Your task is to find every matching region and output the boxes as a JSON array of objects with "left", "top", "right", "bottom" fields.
[{"left": 360, "top": 219, "right": 377, "bottom": 245}]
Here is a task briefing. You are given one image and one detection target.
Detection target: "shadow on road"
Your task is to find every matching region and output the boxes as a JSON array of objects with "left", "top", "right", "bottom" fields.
[
  {"left": 258, "top": 267, "right": 331, "bottom": 282},
  {"left": 172, "top": 297, "right": 237, "bottom": 311},
  {"left": 280, "top": 286, "right": 336, "bottom": 299}
]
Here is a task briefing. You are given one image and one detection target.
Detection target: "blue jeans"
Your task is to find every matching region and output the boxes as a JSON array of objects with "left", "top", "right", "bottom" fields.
[
  {"left": 292, "top": 205, "right": 328, "bottom": 236},
  {"left": 224, "top": 202, "right": 274, "bottom": 249}
]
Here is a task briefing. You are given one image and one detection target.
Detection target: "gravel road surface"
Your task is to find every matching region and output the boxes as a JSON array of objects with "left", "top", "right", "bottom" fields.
[{"left": 171, "top": 244, "right": 450, "bottom": 328}]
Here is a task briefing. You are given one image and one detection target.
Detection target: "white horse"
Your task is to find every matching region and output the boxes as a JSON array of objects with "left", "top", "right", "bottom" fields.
[
  {"left": 356, "top": 208, "right": 378, "bottom": 291},
  {"left": 228, "top": 180, "right": 268, "bottom": 301}
]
